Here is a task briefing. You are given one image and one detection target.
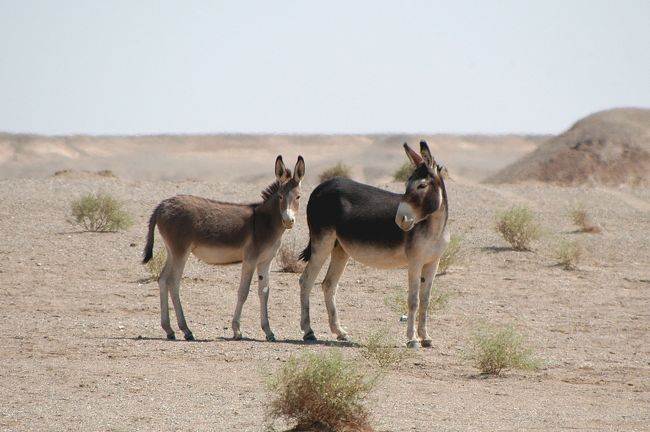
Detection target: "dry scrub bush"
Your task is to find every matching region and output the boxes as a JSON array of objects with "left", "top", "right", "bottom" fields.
[
  {"left": 467, "top": 324, "right": 538, "bottom": 375},
  {"left": 570, "top": 203, "right": 602, "bottom": 233},
  {"left": 276, "top": 239, "right": 306, "bottom": 273},
  {"left": 146, "top": 248, "right": 167, "bottom": 281},
  {"left": 394, "top": 162, "right": 450, "bottom": 183},
  {"left": 267, "top": 350, "right": 377, "bottom": 432},
  {"left": 555, "top": 240, "right": 582, "bottom": 270},
  {"left": 437, "top": 234, "right": 462, "bottom": 275},
  {"left": 96, "top": 169, "right": 116, "bottom": 178},
  {"left": 361, "top": 328, "right": 411, "bottom": 370},
  {"left": 70, "top": 192, "right": 133, "bottom": 232},
  {"left": 384, "top": 286, "right": 449, "bottom": 316},
  {"left": 495, "top": 205, "right": 542, "bottom": 251},
  {"left": 393, "top": 161, "right": 412, "bottom": 182},
  {"left": 319, "top": 163, "right": 352, "bottom": 182}
]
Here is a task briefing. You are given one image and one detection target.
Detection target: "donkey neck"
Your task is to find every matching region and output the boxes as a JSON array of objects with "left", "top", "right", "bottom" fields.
[
  {"left": 415, "top": 199, "right": 448, "bottom": 240},
  {"left": 253, "top": 192, "right": 285, "bottom": 236}
]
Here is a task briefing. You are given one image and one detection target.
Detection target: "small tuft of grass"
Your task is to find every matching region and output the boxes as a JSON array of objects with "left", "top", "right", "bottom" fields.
[
  {"left": 266, "top": 350, "right": 377, "bottom": 432},
  {"left": 554, "top": 239, "right": 582, "bottom": 270},
  {"left": 393, "top": 161, "right": 413, "bottom": 182},
  {"left": 319, "top": 162, "right": 352, "bottom": 182},
  {"left": 466, "top": 324, "right": 538, "bottom": 375},
  {"left": 146, "top": 248, "right": 167, "bottom": 281},
  {"left": 361, "top": 327, "right": 411, "bottom": 370},
  {"left": 384, "top": 286, "right": 449, "bottom": 316},
  {"left": 276, "top": 238, "right": 306, "bottom": 273},
  {"left": 70, "top": 192, "right": 133, "bottom": 232},
  {"left": 96, "top": 169, "right": 116, "bottom": 178},
  {"left": 569, "top": 203, "right": 602, "bottom": 233},
  {"left": 495, "top": 205, "right": 542, "bottom": 251},
  {"left": 437, "top": 234, "right": 462, "bottom": 275}
]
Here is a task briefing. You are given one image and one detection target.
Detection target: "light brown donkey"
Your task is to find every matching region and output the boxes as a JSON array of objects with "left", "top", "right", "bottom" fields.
[{"left": 142, "top": 155, "right": 305, "bottom": 342}]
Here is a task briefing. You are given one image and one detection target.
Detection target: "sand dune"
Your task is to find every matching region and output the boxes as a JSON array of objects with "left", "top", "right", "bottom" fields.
[{"left": 487, "top": 108, "right": 650, "bottom": 186}]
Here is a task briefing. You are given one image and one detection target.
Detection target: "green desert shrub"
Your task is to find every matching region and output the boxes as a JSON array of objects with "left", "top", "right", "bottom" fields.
[
  {"left": 267, "top": 350, "right": 377, "bottom": 432},
  {"left": 554, "top": 239, "right": 582, "bottom": 270},
  {"left": 394, "top": 161, "right": 450, "bottom": 182},
  {"left": 361, "top": 327, "right": 411, "bottom": 370},
  {"left": 319, "top": 162, "right": 352, "bottom": 182},
  {"left": 495, "top": 205, "right": 542, "bottom": 251},
  {"left": 146, "top": 248, "right": 167, "bottom": 280},
  {"left": 384, "top": 286, "right": 449, "bottom": 316},
  {"left": 70, "top": 192, "right": 133, "bottom": 232},
  {"left": 467, "top": 324, "right": 538, "bottom": 375},
  {"left": 96, "top": 169, "right": 116, "bottom": 178},
  {"left": 569, "top": 203, "right": 602, "bottom": 233},
  {"left": 437, "top": 234, "right": 462, "bottom": 275},
  {"left": 393, "top": 161, "right": 412, "bottom": 182}
]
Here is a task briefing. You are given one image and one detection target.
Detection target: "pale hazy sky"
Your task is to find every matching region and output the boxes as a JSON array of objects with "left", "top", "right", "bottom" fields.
[{"left": 1, "top": 1, "right": 649, "bottom": 135}]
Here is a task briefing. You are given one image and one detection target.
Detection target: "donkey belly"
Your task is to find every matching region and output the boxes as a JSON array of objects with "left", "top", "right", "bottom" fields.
[
  {"left": 192, "top": 244, "right": 244, "bottom": 265},
  {"left": 337, "top": 239, "right": 408, "bottom": 269}
]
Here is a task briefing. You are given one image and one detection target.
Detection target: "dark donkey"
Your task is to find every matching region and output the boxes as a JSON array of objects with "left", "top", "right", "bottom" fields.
[
  {"left": 299, "top": 141, "right": 448, "bottom": 348},
  {"left": 143, "top": 155, "right": 305, "bottom": 342}
]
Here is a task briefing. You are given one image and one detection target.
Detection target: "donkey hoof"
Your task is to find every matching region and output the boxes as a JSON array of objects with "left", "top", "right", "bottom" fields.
[
  {"left": 406, "top": 340, "right": 419, "bottom": 349},
  {"left": 233, "top": 333, "right": 243, "bottom": 341},
  {"left": 166, "top": 333, "right": 176, "bottom": 340},
  {"left": 303, "top": 331, "right": 317, "bottom": 342},
  {"left": 184, "top": 333, "right": 194, "bottom": 341},
  {"left": 337, "top": 334, "right": 351, "bottom": 342},
  {"left": 420, "top": 339, "right": 433, "bottom": 348},
  {"left": 266, "top": 333, "right": 276, "bottom": 342}
]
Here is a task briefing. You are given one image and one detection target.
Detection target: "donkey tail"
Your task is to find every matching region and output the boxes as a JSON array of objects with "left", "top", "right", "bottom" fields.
[
  {"left": 298, "top": 240, "right": 312, "bottom": 262},
  {"left": 142, "top": 205, "right": 160, "bottom": 264}
]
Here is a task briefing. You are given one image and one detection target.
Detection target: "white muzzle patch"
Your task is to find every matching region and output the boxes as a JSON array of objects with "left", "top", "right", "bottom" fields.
[
  {"left": 282, "top": 208, "right": 296, "bottom": 229},
  {"left": 395, "top": 202, "right": 416, "bottom": 231}
]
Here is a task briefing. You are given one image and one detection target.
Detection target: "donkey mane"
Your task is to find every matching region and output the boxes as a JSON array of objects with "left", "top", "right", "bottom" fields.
[
  {"left": 260, "top": 181, "right": 281, "bottom": 201},
  {"left": 439, "top": 175, "right": 450, "bottom": 227},
  {"left": 260, "top": 169, "right": 293, "bottom": 201}
]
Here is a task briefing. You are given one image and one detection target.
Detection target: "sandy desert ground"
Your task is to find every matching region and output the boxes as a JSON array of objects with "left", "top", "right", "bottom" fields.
[{"left": 1, "top": 136, "right": 649, "bottom": 431}]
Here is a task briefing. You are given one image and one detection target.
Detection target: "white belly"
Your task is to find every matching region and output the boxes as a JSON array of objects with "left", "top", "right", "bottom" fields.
[
  {"left": 192, "top": 245, "right": 244, "bottom": 265},
  {"left": 338, "top": 240, "right": 408, "bottom": 269}
]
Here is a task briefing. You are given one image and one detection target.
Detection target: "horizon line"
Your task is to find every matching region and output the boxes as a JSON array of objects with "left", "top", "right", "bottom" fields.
[{"left": 0, "top": 130, "right": 554, "bottom": 138}]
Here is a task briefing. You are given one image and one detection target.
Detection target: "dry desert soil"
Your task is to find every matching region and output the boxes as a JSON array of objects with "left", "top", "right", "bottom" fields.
[{"left": 1, "top": 136, "right": 649, "bottom": 431}]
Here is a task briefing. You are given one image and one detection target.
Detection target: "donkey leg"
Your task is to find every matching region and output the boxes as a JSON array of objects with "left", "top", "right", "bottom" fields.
[
  {"left": 256, "top": 259, "right": 275, "bottom": 342},
  {"left": 232, "top": 261, "right": 255, "bottom": 340},
  {"left": 406, "top": 263, "right": 424, "bottom": 348},
  {"left": 299, "top": 232, "right": 336, "bottom": 341},
  {"left": 417, "top": 260, "right": 439, "bottom": 348},
  {"left": 158, "top": 257, "right": 175, "bottom": 340},
  {"left": 167, "top": 252, "right": 193, "bottom": 340},
  {"left": 321, "top": 243, "right": 350, "bottom": 341}
]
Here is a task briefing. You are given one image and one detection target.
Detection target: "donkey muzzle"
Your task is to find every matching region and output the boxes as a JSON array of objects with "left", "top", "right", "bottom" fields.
[
  {"left": 395, "top": 202, "right": 416, "bottom": 231},
  {"left": 282, "top": 209, "right": 296, "bottom": 229}
]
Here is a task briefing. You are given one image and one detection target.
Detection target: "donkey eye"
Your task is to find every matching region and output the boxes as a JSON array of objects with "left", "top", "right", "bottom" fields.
[
  {"left": 296, "top": 195, "right": 301, "bottom": 200},
  {"left": 417, "top": 183, "right": 427, "bottom": 190}
]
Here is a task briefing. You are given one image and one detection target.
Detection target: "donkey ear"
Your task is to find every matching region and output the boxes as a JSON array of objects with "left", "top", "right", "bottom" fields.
[
  {"left": 275, "top": 155, "right": 289, "bottom": 181},
  {"left": 403, "top": 142, "right": 423, "bottom": 167},
  {"left": 419, "top": 140, "right": 435, "bottom": 168},
  {"left": 293, "top": 155, "right": 305, "bottom": 183}
]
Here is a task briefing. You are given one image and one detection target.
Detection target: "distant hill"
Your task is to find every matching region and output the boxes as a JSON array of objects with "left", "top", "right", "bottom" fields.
[
  {"left": 486, "top": 108, "right": 650, "bottom": 186},
  {"left": 0, "top": 133, "right": 541, "bottom": 184}
]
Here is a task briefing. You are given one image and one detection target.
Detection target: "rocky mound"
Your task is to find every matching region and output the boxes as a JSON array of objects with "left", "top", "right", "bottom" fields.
[{"left": 486, "top": 108, "right": 650, "bottom": 186}]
